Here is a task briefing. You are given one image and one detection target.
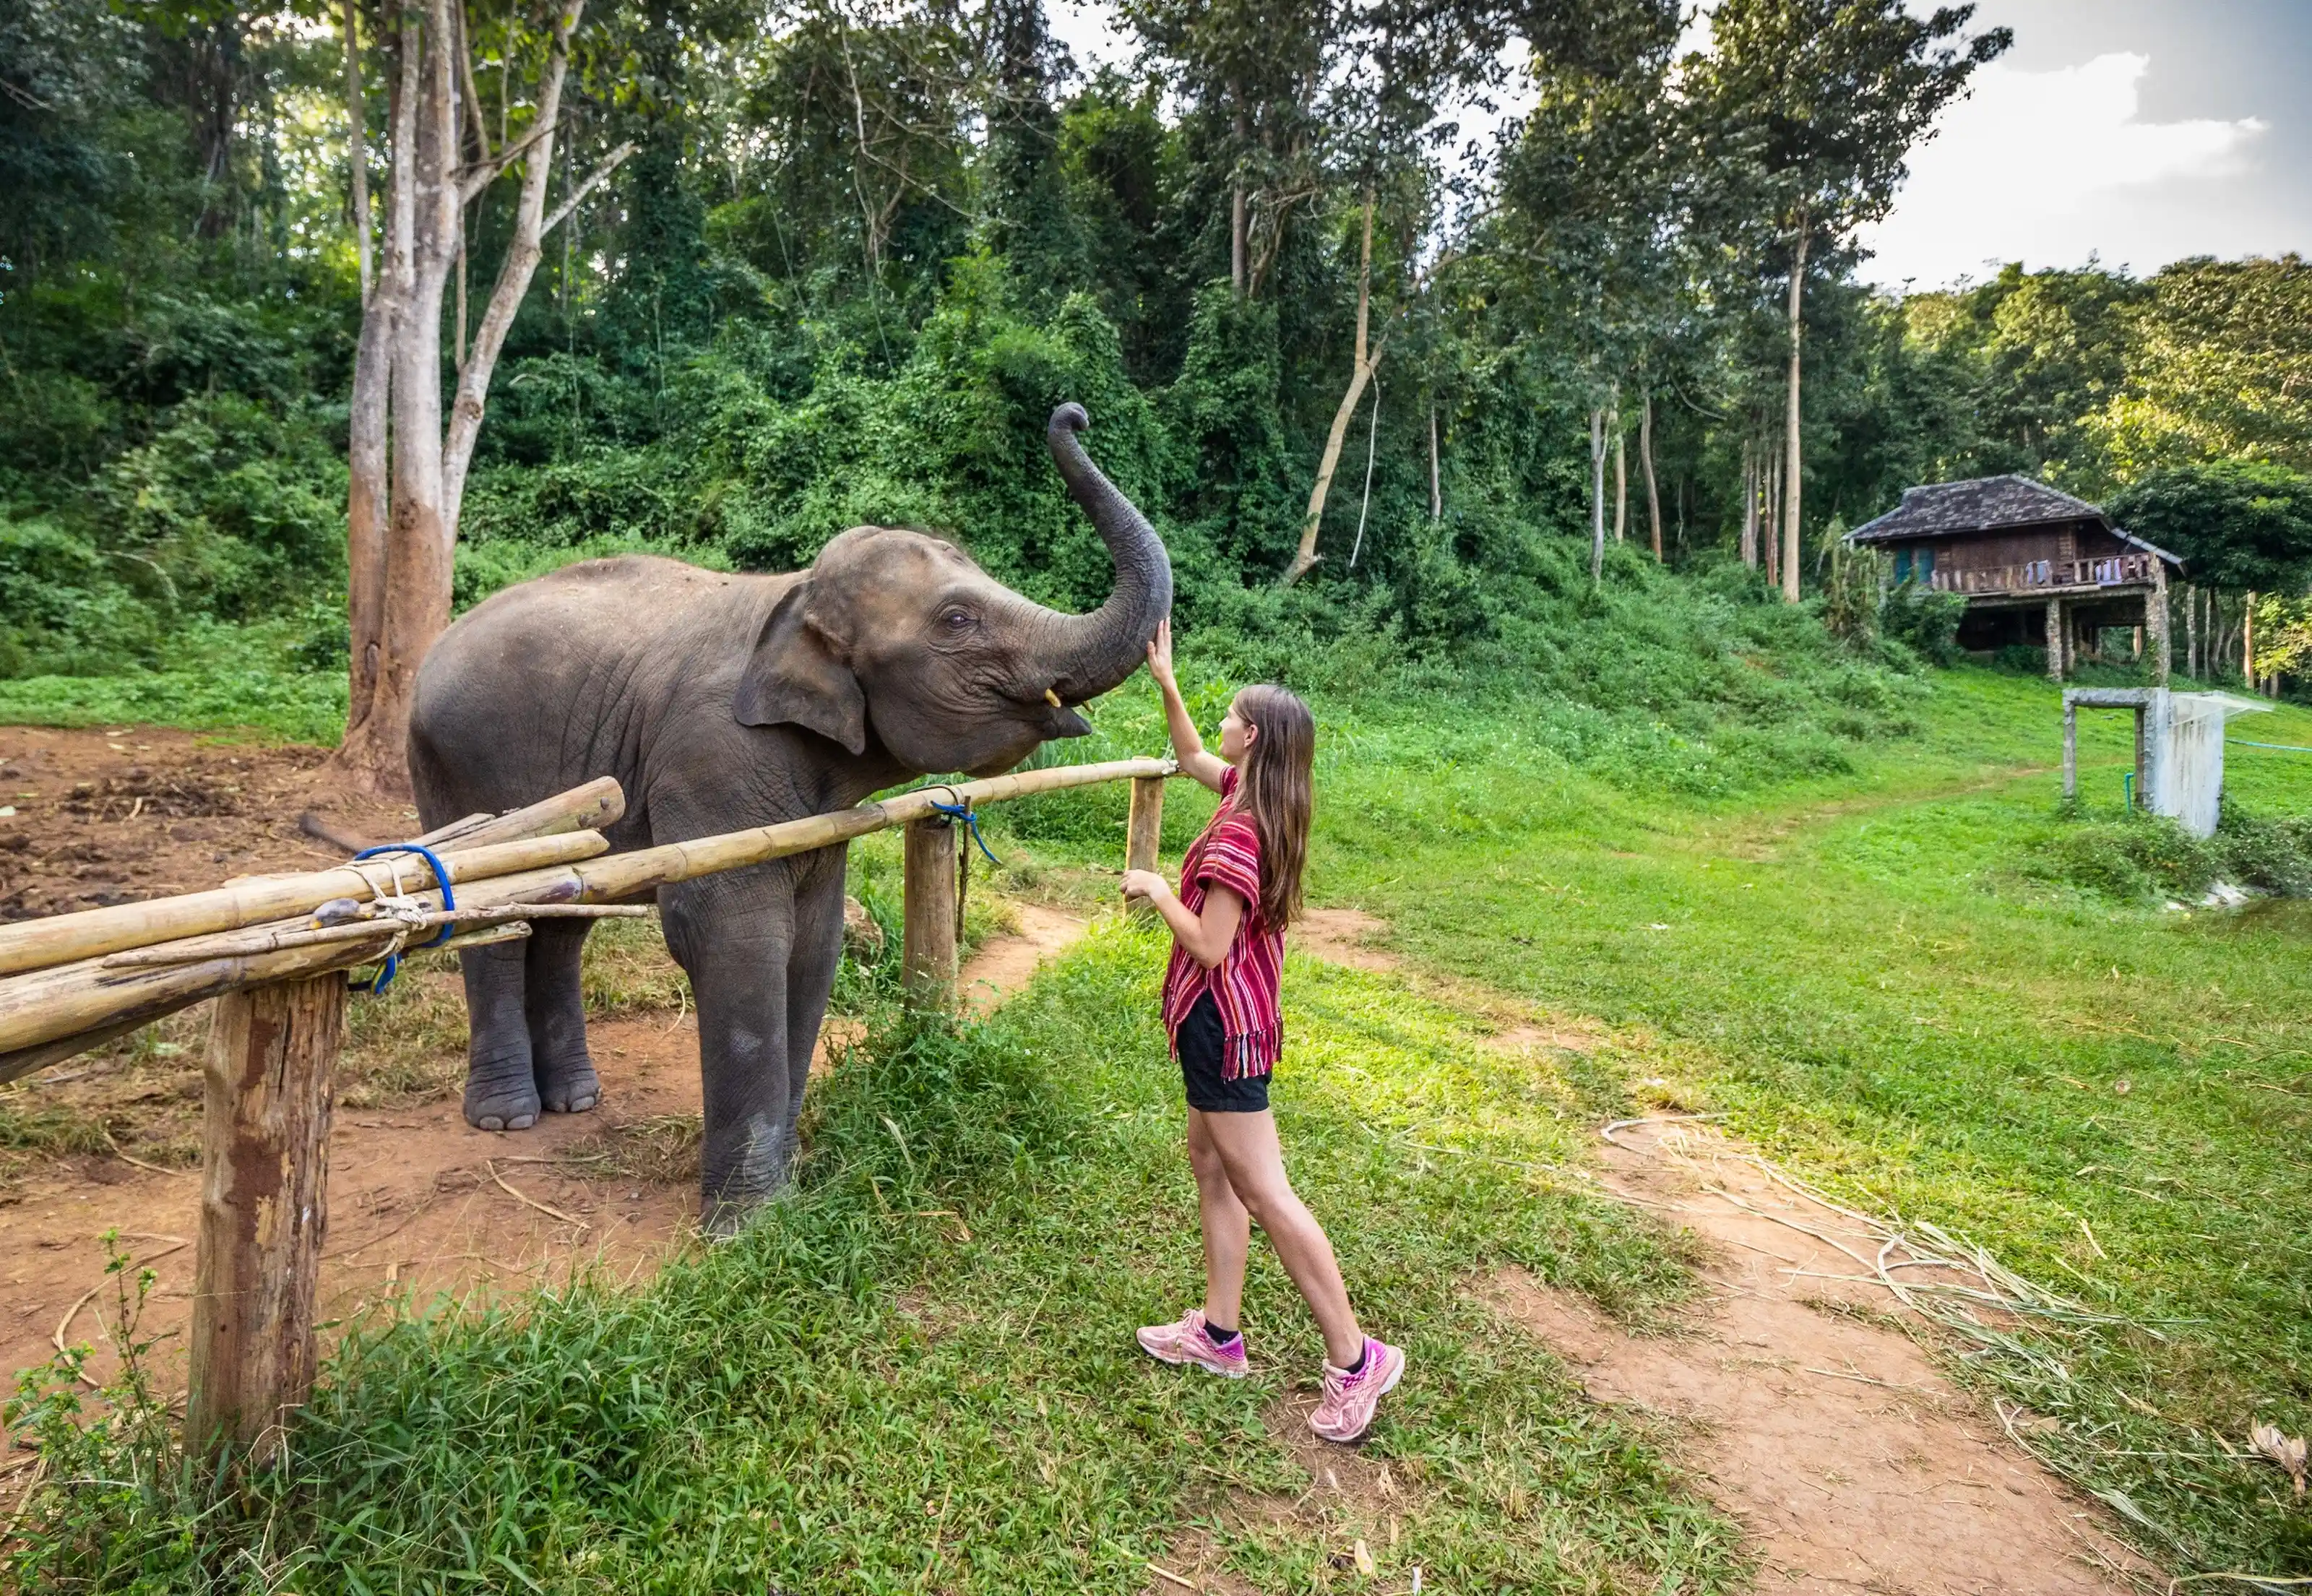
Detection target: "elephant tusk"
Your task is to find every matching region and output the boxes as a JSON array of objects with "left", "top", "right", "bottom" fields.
[{"left": 1044, "top": 687, "right": 1064, "bottom": 708}]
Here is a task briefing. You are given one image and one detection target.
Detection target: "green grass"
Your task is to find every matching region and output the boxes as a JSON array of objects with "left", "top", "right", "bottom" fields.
[
  {"left": 9, "top": 634, "right": 2312, "bottom": 1584},
  {"left": 0, "top": 620, "right": 347, "bottom": 745},
  {"left": 1290, "top": 666, "right": 2312, "bottom": 1579},
  {"left": 9, "top": 931, "right": 1739, "bottom": 1592}
]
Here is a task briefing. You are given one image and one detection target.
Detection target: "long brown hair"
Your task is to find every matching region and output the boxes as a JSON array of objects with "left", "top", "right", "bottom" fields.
[{"left": 1232, "top": 683, "right": 1314, "bottom": 929}]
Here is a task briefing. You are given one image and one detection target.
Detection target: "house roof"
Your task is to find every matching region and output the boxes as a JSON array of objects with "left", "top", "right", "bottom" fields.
[{"left": 1847, "top": 474, "right": 2182, "bottom": 566}]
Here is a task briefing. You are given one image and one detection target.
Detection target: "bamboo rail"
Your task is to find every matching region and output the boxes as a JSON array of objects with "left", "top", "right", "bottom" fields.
[{"left": 0, "top": 757, "right": 1173, "bottom": 1081}]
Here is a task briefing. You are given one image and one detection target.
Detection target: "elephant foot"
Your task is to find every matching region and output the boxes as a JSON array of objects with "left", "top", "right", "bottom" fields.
[
  {"left": 698, "top": 1185, "right": 792, "bottom": 1240},
  {"left": 464, "top": 1054, "right": 541, "bottom": 1134},
  {"left": 536, "top": 1051, "right": 601, "bottom": 1116},
  {"left": 699, "top": 1160, "right": 795, "bottom": 1238}
]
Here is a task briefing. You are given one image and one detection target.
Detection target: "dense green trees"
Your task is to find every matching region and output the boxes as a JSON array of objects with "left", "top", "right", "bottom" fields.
[{"left": 1, "top": 0, "right": 2308, "bottom": 722}]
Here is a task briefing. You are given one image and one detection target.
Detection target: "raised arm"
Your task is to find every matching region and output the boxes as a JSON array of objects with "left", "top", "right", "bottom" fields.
[{"left": 1147, "top": 619, "right": 1228, "bottom": 793}]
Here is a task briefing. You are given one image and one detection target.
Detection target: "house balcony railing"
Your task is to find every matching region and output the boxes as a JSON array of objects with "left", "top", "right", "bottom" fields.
[{"left": 1928, "top": 553, "right": 2158, "bottom": 596}]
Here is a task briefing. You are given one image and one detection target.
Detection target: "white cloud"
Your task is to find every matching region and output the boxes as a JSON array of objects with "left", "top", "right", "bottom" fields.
[{"left": 1859, "top": 51, "right": 2269, "bottom": 287}]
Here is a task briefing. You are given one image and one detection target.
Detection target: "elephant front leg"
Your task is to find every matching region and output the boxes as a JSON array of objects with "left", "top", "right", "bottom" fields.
[
  {"left": 662, "top": 871, "right": 803, "bottom": 1233},
  {"left": 460, "top": 938, "right": 540, "bottom": 1131}
]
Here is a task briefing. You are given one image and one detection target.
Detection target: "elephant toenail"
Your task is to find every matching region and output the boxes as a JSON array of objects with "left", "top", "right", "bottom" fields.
[
  {"left": 509, "top": 1114, "right": 535, "bottom": 1131},
  {"left": 479, "top": 1116, "right": 504, "bottom": 1131}
]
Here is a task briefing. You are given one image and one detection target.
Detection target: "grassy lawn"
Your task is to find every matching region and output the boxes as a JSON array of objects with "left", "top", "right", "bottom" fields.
[
  {"left": 1288, "top": 667, "right": 2312, "bottom": 1578},
  {"left": 9, "top": 647, "right": 2312, "bottom": 1587}
]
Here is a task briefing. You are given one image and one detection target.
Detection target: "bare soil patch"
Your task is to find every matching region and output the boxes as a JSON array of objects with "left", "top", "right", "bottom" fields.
[
  {"left": 1293, "top": 907, "right": 1397, "bottom": 971},
  {"left": 1485, "top": 1116, "right": 2154, "bottom": 1595},
  {"left": 0, "top": 726, "right": 410, "bottom": 922},
  {"left": 958, "top": 902, "right": 1085, "bottom": 1016},
  {"left": 1142, "top": 1399, "right": 1420, "bottom": 1596}
]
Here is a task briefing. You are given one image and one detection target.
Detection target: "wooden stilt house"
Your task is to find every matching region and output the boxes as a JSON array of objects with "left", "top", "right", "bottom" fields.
[{"left": 1845, "top": 475, "right": 2184, "bottom": 682}]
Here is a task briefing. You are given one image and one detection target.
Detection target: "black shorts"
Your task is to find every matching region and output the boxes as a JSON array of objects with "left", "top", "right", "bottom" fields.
[{"left": 1177, "top": 991, "right": 1271, "bottom": 1113}]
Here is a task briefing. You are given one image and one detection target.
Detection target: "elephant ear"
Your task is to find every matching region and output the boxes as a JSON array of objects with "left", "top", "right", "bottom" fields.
[{"left": 733, "top": 582, "right": 868, "bottom": 755}]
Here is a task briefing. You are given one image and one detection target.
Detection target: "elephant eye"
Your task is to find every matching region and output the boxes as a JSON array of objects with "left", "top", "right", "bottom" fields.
[{"left": 941, "top": 608, "right": 975, "bottom": 631}]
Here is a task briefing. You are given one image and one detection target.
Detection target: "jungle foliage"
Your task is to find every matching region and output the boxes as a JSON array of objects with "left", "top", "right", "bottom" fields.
[{"left": 0, "top": 0, "right": 2306, "bottom": 699}]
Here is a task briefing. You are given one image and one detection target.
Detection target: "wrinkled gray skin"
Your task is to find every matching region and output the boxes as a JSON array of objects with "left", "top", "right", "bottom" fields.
[{"left": 408, "top": 405, "right": 1170, "bottom": 1229}]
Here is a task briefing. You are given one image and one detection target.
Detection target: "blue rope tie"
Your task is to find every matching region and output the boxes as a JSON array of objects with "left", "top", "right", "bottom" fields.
[
  {"left": 347, "top": 842, "right": 458, "bottom": 995},
  {"left": 926, "top": 798, "right": 1001, "bottom": 866},
  {"left": 2229, "top": 738, "right": 2312, "bottom": 754}
]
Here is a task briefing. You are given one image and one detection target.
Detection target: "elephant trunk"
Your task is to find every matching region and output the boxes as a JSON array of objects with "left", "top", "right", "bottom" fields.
[{"left": 1036, "top": 403, "right": 1173, "bottom": 704}]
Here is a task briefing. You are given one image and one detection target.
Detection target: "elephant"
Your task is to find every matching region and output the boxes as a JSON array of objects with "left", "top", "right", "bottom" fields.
[{"left": 407, "top": 404, "right": 1170, "bottom": 1228}]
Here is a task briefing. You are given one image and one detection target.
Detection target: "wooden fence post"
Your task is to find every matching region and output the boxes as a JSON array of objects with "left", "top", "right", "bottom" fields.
[
  {"left": 2061, "top": 695, "right": 2078, "bottom": 802},
  {"left": 186, "top": 970, "right": 345, "bottom": 1460},
  {"left": 1125, "top": 776, "right": 1165, "bottom": 914},
  {"left": 902, "top": 816, "right": 958, "bottom": 1013}
]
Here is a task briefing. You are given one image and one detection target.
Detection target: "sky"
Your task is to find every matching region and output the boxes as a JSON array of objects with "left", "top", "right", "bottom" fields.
[
  {"left": 1046, "top": 0, "right": 2312, "bottom": 296},
  {"left": 1856, "top": 0, "right": 2312, "bottom": 289}
]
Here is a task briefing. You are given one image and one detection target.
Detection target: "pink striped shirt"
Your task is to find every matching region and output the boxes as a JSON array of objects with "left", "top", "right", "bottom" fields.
[{"left": 1160, "top": 767, "right": 1285, "bottom": 1079}]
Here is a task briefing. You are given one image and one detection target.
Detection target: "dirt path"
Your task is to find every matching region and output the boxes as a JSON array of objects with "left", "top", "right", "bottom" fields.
[
  {"left": 959, "top": 902, "right": 1086, "bottom": 1015},
  {"left": 1485, "top": 1116, "right": 2152, "bottom": 1594}
]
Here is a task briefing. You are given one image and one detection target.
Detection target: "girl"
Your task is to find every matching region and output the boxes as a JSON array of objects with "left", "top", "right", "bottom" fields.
[{"left": 1121, "top": 620, "right": 1405, "bottom": 1444}]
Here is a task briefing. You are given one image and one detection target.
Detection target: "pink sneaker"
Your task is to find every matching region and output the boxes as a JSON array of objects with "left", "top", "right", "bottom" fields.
[
  {"left": 1308, "top": 1337, "right": 1406, "bottom": 1443},
  {"left": 1135, "top": 1308, "right": 1249, "bottom": 1379}
]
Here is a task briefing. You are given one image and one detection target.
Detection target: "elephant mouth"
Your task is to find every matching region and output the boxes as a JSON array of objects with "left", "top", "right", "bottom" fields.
[{"left": 1038, "top": 700, "right": 1093, "bottom": 739}]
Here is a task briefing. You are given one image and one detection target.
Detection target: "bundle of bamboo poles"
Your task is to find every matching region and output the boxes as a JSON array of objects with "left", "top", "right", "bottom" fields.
[{"left": 0, "top": 756, "right": 1173, "bottom": 1084}]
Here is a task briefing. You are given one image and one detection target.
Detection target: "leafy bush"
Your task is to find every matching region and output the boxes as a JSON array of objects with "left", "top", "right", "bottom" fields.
[
  {"left": 2028, "top": 812, "right": 2220, "bottom": 902},
  {"left": 1880, "top": 582, "right": 1968, "bottom": 665},
  {"left": 2024, "top": 803, "right": 2312, "bottom": 903},
  {"left": 2214, "top": 805, "right": 2312, "bottom": 897},
  {"left": 0, "top": 514, "right": 164, "bottom": 675}
]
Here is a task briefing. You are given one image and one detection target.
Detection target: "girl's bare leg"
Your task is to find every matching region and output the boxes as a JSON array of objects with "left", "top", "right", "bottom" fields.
[
  {"left": 1199, "top": 1108, "right": 1364, "bottom": 1366},
  {"left": 1187, "top": 1108, "right": 1251, "bottom": 1329}
]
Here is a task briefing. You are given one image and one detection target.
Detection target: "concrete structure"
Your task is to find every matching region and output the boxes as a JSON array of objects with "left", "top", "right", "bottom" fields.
[
  {"left": 2061, "top": 688, "right": 2272, "bottom": 837},
  {"left": 1849, "top": 476, "right": 2183, "bottom": 683}
]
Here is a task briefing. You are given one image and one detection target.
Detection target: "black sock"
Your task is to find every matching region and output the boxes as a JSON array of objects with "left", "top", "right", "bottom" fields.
[
  {"left": 1342, "top": 1343, "right": 1368, "bottom": 1375},
  {"left": 1204, "top": 1321, "right": 1240, "bottom": 1348}
]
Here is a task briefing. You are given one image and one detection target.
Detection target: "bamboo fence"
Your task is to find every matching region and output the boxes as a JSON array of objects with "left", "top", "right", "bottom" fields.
[{"left": 0, "top": 756, "right": 1178, "bottom": 1462}]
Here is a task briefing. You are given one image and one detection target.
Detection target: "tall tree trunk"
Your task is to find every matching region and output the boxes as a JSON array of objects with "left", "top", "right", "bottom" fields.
[
  {"left": 1428, "top": 402, "right": 1440, "bottom": 522},
  {"left": 1764, "top": 448, "right": 1781, "bottom": 591},
  {"left": 1283, "top": 190, "right": 1377, "bottom": 586},
  {"left": 2244, "top": 590, "right": 2256, "bottom": 684},
  {"left": 331, "top": 0, "right": 622, "bottom": 795},
  {"left": 1740, "top": 441, "right": 1756, "bottom": 569},
  {"left": 1782, "top": 215, "right": 1808, "bottom": 603},
  {"left": 2185, "top": 583, "right": 2199, "bottom": 678},
  {"left": 343, "top": 0, "right": 371, "bottom": 298},
  {"left": 1589, "top": 406, "right": 1607, "bottom": 587},
  {"left": 1612, "top": 404, "right": 1626, "bottom": 543},
  {"left": 358, "top": 0, "right": 462, "bottom": 795},
  {"left": 1640, "top": 389, "right": 1661, "bottom": 561},
  {"left": 1230, "top": 100, "right": 1247, "bottom": 296},
  {"left": 342, "top": 13, "right": 418, "bottom": 755}
]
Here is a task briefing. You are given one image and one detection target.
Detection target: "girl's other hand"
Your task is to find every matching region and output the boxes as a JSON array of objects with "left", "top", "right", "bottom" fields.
[
  {"left": 1121, "top": 868, "right": 1169, "bottom": 904},
  {"left": 1146, "top": 618, "right": 1178, "bottom": 693}
]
